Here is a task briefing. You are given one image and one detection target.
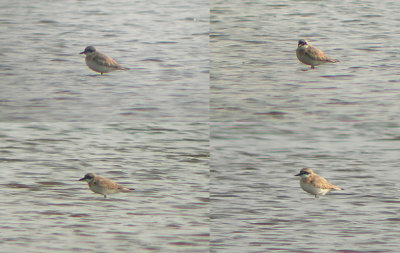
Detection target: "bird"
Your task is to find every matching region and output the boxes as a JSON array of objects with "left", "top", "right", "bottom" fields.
[
  {"left": 80, "top": 46, "right": 129, "bottom": 75},
  {"left": 296, "top": 39, "right": 339, "bottom": 69},
  {"left": 295, "top": 168, "right": 343, "bottom": 198},
  {"left": 79, "top": 173, "right": 134, "bottom": 198}
]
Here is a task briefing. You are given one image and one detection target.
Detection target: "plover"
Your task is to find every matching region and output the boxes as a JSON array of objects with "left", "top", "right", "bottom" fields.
[
  {"left": 79, "top": 173, "right": 134, "bottom": 198},
  {"left": 296, "top": 39, "right": 339, "bottom": 69},
  {"left": 295, "top": 168, "right": 343, "bottom": 198},
  {"left": 80, "top": 46, "right": 129, "bottom": 75}
]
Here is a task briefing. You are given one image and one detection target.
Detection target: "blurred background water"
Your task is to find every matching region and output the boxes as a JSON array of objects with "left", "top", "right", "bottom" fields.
[
  {"left": 0, "top": 122, "right": 209, "bottom": 252},
  {"left": 211, "top": 122, "right": 400, "bottom": 252},
  {"left": 211, "top": 0, "right": 400, "bottom": 122},
  {"left": 0, "top": 0, "right": 209, "bottom": 122}
]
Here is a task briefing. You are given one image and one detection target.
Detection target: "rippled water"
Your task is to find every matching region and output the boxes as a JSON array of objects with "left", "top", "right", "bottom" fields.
[
  {"left": 211, "top": 122, "right": 400, "bottom": 252},
  {"left": 211, "top": 0, "right": 400, "bottom": 122},
  {"left": 3, "top": 0, "right": 400, "bottom": 252},
  {"left": 0, "top": 122, "right": 209, "bottom": 252},
  {"left": 210, "top": 0, "right": 400, "bottom": 252},
  {"left": 0, "top": 0, "right": 209, "bottom": 122}
]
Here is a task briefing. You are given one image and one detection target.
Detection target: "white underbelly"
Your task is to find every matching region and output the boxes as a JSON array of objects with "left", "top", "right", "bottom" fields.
[{"left": 300, "top": 181, "right": 330, "bottom": 196}]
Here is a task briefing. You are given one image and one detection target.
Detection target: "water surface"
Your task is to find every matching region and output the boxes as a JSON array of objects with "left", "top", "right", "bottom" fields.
[
  {"left": 0, "top": 122, "right": 209, "bottom": 252},
  {"left": 211, "top": 122, "right": 400, "bottom": 252},
  {"left": 0, "top": 0, "right": 209, "bottom": 122},
  {"left": 211, "top": 0, "right": 400, "bottom": 122}
]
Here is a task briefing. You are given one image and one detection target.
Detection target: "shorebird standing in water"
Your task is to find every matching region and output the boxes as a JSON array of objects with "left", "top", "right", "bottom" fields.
[
  {"left": 79, "top": 173, "right": 134, "bottom": 198},
  {"left": 296, "top": 39, "right": 339, "bottom": 69},
  {"left": 295, "top": 168, "right": 343, "bottom": 198},
  {"left": 80, "top": 46, "right": 129, "bottom": 75}
]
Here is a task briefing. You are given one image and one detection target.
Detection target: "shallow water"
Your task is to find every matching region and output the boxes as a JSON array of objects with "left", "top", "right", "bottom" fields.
[
  {"left": 3, "top": 0, "right": 400, "bottom": 252},
  {"left": 0, "top": 0, "right": 209, "bottom": 122},
  {"left": 211, "top": 0, "right": 400, "bottom": 122},
  {"left": 0, "top": 122, "right": 209, "bottom": 252},
  {"left": 210, "top": 0, "right": 400, "bottom": 251},
  {"left": 211, "top": 122, "right": 400, "bottom": 252}
]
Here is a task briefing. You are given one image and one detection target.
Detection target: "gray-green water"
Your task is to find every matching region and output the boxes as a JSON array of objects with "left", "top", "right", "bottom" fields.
[
  {"left": 0, "top": 122, "right": 209, "bottom": 252},
  {"left": 0, "top": 0, "right": 208, "bottom": 122},
  {"left": 211, "top": 122, "right": 400, "bottom": 252},
  {"left": 2, "top": 0, "right": 400, "bottom": 252},
  {"left": 210, "top": 0, "right": 400, "bottom": 252},
  {"left": 211, "top": 0, "right": 400, "bottom": 122}
]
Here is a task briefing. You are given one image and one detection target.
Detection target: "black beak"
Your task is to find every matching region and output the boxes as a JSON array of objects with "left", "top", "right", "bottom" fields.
[
  {"left": 80, "top": 51, "right": 85, "bottom": 54},
  {"left": 79, "top": 177, "right": 85, "bottom": 181},
  {"left": 295, "top": 171, "right": 307, "bottom": 176}
]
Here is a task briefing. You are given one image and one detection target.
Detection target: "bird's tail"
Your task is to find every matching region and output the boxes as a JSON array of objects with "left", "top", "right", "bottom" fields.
[
  {"left": 118, "top": 66, "right": 130, "bottom": 71},
  {"left": 120, "top": 187, "right": 135, "bottom": 192},
  {"left": 333, "top": 186, "right": 343, "bottom": 191},
  {"left": 327, "top": 58, "right": 339, "bottom": 63}
]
